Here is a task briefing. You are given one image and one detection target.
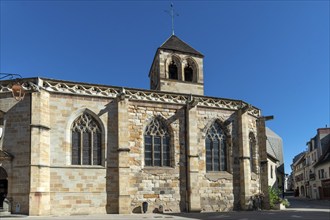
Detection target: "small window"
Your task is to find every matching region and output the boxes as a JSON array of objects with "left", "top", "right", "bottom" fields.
[
  {"left": 144, "top": 117, "right": 171, "bottom": 167},
  {"left": 184, "top": 66, "right": 193, "bottom": 82},
  {"left": 249, "top": 132, "right": 256, "bottom": 173},
  {"left": 271, "top": 165, "right": 273, "bottom": 178},
  {"left": 71, "top": 113, "right": 102, "bottom": 165},
  {"left": 169, "top": 61, "right": 178, "bottom": 80}
]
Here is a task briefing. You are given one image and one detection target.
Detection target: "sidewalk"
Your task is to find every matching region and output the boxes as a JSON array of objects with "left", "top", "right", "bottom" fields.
[{"left": 0, "top": 197, "right": 329, "bottom": 220}]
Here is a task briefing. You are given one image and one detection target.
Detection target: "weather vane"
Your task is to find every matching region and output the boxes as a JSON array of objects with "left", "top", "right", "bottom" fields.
[{"left": 165, "top": 2, "right": 179, "bottom": 35}]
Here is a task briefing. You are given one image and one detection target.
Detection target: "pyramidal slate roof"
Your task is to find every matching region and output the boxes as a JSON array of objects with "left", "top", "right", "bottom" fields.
[{"left": 159, "top": 35, "right": 204, "bottom": 57}]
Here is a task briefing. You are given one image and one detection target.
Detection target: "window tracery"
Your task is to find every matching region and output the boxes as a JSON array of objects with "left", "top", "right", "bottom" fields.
[
  {"left": 205, "top": 122, "right": 227, "bottom": 172},
  {"left": 144, "top": 117, "right": 171, "bottom": 167},
  {"left": 71, "top": 113, "right": 102, "bottom": 165}
]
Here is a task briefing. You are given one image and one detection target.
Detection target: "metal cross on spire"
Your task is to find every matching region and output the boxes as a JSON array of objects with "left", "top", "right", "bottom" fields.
[{"left": 165, "top": 2, "right": 179, "bottom": 35}]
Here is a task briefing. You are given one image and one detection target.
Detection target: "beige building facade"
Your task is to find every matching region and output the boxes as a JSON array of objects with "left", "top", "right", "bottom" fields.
[
  {"left": 291, "top": 128, "right": 330, "bottom": 199},
  {"left": 0, "top": 35, "right": 270, "bottom": 216}
]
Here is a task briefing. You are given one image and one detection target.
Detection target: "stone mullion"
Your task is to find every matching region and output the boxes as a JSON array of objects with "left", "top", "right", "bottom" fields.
[
  {"left": 211, "top": 140, "right": 214, "bottom": 171},
  {"left": 160, "top": 135, "right": 163, "bottom": 167},
  {"left": 91, "top": 132, "right": 94, "bottom": 165},
  {"left": 80, "top": 131, "right": 83, "bottom": 165},
  {"left": 152, "top": 136, "right": 154, "bottom": 166},
  {"left": 218, "top": 140, "right": 221, "bottom": 171}
]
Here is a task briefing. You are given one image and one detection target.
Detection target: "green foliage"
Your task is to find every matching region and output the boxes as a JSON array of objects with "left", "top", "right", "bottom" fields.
[
  {"left": 281, "top": 198, "right": 290, "bottom": 208},
  {"left": 269, "top": 186, "right": 281, "bottom": 209},
  {"left": 268, "top": 186, "right": 290, "bottom": 209}
]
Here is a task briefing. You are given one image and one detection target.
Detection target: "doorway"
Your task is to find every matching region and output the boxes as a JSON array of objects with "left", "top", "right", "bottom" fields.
[{"left": 0, "top": 167, "right": 8, "bottom": 208}]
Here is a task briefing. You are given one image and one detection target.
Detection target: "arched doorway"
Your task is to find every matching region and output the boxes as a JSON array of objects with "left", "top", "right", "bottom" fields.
[
  {"left": 0, "top": 167, "right": 8, "bottom": 208},
  {"left": 300, "top": 186, "right": 305, "bottom": 197}
]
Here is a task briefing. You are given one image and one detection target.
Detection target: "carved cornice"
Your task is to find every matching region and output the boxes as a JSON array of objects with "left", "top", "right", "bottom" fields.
[
  {"left": 42, "top": 80, "right": 120, "bottom": 98},
  {"left": 1, "top": 78, "right": 261, "bottom": 117}
]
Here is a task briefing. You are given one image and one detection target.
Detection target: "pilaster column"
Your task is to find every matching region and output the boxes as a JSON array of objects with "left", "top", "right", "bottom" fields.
[
  {"left": 116, "top": 94, "right": 131, "bottom": 214},
  {"left": 186, "top": 100, "right": 201, "bottom": 212},
  {"left": 257, "top": 117, "right": 270, "bottom": 209},
  {"left": 29, "top": 90, "right": 51, "bottom": 216},
  {"left": 237, "top": 107, "right": 251, "bottom": 210}
]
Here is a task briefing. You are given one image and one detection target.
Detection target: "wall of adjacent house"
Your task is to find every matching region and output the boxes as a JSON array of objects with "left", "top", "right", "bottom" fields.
[{"left": 315, "top": 163, "right": 330, "bottom": 199}]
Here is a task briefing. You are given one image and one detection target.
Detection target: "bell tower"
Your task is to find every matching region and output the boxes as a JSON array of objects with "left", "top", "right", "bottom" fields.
[{"left": 149, "top": 35, "right": 204, "bottom": 95}]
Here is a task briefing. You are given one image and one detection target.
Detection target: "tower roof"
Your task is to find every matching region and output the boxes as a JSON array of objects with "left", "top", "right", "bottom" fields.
[{"left": 159, "top": 35, "right": 204, "bottom": 57}]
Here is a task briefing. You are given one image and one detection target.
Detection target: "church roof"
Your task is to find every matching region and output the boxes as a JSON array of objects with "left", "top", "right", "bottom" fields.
[
  {"left": 266, "top": 127, "right": 284, "bottom": 166},
  {"left": 159, "top": 35, "right": 204, "bottom": 57}
]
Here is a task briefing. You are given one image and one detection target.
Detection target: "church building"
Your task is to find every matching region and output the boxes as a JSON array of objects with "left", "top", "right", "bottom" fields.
[{"left": 0, "top": 35, "right": 270, "bottom": 216}]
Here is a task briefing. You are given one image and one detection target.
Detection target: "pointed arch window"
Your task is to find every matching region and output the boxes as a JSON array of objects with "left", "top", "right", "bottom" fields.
[
  {"left": 184, "top": 65, "right": 193, "bottom": 82},
  {"left": 169, "top": 61, "right": 178, "bottom": 80},
  {"left": 71, "top": 113, "right": 102, "bottom": 165},
  {"left": 205, "top": 122, "right": 227, "bottom": 172},
  {"left": 249, "top": 132, "right": 256, "bottom": 173},
  {"left": 144, "top": 117, "right": 171, "bottom": 167}
]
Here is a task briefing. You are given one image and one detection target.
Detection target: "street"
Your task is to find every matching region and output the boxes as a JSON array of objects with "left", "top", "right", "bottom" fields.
[{"left": 0, "top": 197, "right": 329, "bottom": 220}]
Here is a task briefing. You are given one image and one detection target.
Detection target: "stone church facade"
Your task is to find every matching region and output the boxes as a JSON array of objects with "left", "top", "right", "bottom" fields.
[{"left": 0, "top": 35, "right": 270, "bottom": 216}]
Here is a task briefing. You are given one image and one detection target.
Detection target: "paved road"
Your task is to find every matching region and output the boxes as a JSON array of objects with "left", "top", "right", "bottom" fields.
[
  {"left": 286, "top": 196, "right": 330, "bottom": 211},
  {"left": 1, "top": 197, "right": 329, "bottom": 220}
]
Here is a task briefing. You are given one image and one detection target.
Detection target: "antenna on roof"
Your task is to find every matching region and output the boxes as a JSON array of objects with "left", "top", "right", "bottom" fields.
[{"left": 165, "top": 2, "right": 179, "bottom": 35}]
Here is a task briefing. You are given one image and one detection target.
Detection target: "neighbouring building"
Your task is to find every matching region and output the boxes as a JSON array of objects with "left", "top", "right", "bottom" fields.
[
  {"left": 0, "top": 35, "right": 273, "bottom": 216},
  {"left": 291, "top": 128, "right": 330, "bottom": 199},
  {"left": 266, "top": 128, "right": 285, "bottom": 195},
  {"left": 285, "top": 173, "right": 294, "bottom": 192},
  {"left": 292, "top": 153, "right": 306, "bottom": 197}
]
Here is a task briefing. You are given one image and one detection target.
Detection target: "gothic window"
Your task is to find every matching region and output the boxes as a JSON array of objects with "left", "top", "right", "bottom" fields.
[
  {"left": 205, "top": 122, "right": 227, "bottom": 172},
  {"left": 144, "top": 117, "right": 171, "bottom": 167},
  {"left": 169, "top": 61, "right": 178, "bottom": 80},
  {"left": 249, "top": 132, "right": 256, "bottom": 173},
  {"left": 271, "top": 165, "right": 273, "bottom": 179},
  {"left": 71, "top": 113, "right": 102, "bottom": 165},
  {"left": 184, "top": 65, "right": 193, "bottom": 82}
]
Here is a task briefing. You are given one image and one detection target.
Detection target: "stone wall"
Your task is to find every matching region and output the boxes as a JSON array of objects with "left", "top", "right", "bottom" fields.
[
  {"left": 127, "top": 102, "right": 184, "bottom": 213},
  {"left": 0, "top": 83, "right": 265, "bottom": 215},
  {"left": 160, "top": 80, "right": 204, "bottom": 96},
  {"left": 46, "top": 94, "right": 111, "bottom": 215},
  {"left": 196, "top": 108, "right": 237, "bottom": 211},
  {"left": 0, "top": 93, "right": 31, "bottom": 214},
  {"left": 152, "top": 50, "right": 205, "bottom": 95}
]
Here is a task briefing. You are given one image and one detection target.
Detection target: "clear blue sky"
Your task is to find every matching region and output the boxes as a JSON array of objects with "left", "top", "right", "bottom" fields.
[{"left": 1, "top": 0, "right": 329, "bottom": 174}]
